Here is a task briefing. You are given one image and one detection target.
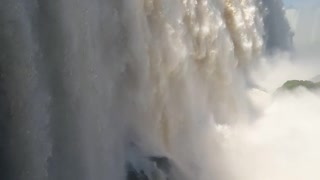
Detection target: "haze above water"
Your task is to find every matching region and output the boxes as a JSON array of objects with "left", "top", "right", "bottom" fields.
[
  {"left": 226, "top": 1, "right": 320, "bottom": 179},
  {"left": 221, "top": 54, "right": 320, "bottom": 180},
  {"left": 227, "top": 1, "right": 320, "bottom": 179}
]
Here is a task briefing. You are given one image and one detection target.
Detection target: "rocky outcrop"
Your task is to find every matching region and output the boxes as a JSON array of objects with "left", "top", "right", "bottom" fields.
[
  {"left": 126, "top": 156, "right": 171, "bottom": 180},
  {"left": 279, "top": 80, "right": 320, "bottom": 90},
  {"left": 125, "top": 143, "right": 190, "bottom": 180}
]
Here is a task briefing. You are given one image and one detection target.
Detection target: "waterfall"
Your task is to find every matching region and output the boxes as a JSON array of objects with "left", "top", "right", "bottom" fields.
[{"left": 0, "top": 0, "right": 292, "bottom": 180}]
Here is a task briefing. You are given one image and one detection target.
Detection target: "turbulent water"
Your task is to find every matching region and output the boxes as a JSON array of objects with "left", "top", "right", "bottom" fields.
[{"left": 0, "top": 0, "right": 296, "bottom": 180}]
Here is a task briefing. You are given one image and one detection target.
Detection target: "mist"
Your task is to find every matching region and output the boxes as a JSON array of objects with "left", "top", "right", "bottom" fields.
[
  {"left": 214, "top": 55, "right": 320, "bottom": 180},
  {"left": 220, "top": 4, "right": 320, "bottom": 178}
]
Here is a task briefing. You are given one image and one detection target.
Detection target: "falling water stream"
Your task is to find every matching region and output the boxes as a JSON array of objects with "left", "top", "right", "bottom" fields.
[{"left": 0, "top": 0, "right": 302, "bottom": 180}]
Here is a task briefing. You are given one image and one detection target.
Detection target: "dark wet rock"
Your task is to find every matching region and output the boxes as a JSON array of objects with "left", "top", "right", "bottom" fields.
[
  {"left": 125, "top": 142, "right": 191, "bottom": 180},
  {"left": 149, "top": 157, "right": 171, "bottom": 174},
  {"left": 126, "top": 156, "right": 171, "bottom": 180},
  {"left": 126, "top": 163, "right": 149, "bottom": 180}
]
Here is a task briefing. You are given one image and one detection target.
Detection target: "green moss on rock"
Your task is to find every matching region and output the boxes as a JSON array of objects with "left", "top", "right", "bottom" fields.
[{"left": 280, "top": 80, "right": 320, "bottom": 90}]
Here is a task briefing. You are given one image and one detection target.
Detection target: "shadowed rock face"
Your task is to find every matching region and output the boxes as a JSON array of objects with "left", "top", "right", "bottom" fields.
[
  {"left": 126, "top": 156, "right": 170, "bottom": 180},
  {"left": 127, "top": 164, "right": 149, "bottom": 180},
  {"left": 126, "top": 143, "right": 171, "bottom": 180},
  {"left": 125, "top": 143, "right": 189, "bottom": 180},
  {"left": 261, "top": 0, "right": 293, "bottom": 53},
  {"left": 149, "top": 157, "right": 171, "bottom": 174}
]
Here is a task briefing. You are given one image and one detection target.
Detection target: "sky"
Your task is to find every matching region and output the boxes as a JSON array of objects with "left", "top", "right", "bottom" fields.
[{"left": 283, "top": 0, "right": 320, "bottom": 7}]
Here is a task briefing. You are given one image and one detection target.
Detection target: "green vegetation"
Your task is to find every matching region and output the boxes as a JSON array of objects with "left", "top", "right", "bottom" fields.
[{"left": 280, "top": 80, "right": 320, "bottom": 90}]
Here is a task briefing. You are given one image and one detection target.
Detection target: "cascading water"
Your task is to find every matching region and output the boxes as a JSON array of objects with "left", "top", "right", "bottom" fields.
[{"left": 0, "top": 0, "right": 294, "bottom": 180}]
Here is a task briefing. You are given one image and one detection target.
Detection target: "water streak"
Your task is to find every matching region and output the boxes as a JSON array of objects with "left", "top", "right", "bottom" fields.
[{"left": 0, "top": 0, "right": 292, "bottom": 179}]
